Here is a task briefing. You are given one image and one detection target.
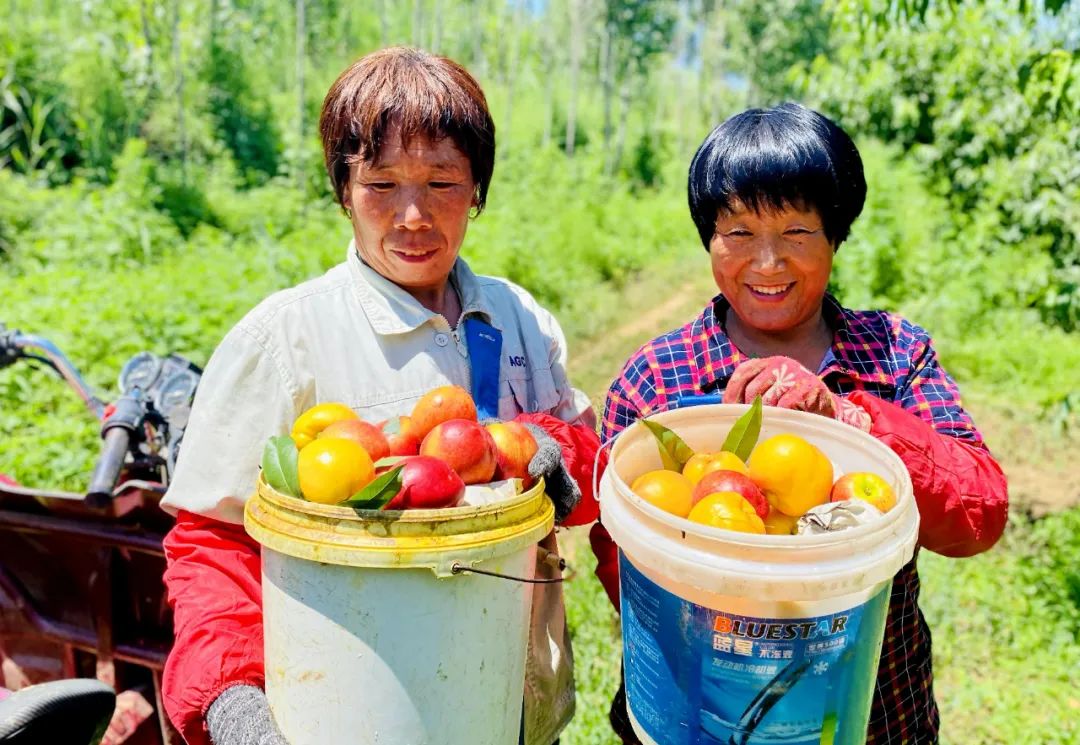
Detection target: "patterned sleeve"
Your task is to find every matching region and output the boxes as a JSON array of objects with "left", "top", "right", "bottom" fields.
[
  {"left": 601, "top": 352, "right": 658, "bottom": 444},
  {"left": 894, "top": 322, "right": 985, "bottom": 447}
]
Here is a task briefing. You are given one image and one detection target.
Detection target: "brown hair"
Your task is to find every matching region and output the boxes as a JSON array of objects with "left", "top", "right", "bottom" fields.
[{"left": 319, "top": 47, "right": 496, "bottom": 213}]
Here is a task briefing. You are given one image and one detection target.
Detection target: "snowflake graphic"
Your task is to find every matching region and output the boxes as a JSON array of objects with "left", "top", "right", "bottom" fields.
[
  {"left": 813, "top": 661, "right": 830, "bottom": 675},
  {"left": 763, "top": 363, "right": 797, "bottom": 404}
]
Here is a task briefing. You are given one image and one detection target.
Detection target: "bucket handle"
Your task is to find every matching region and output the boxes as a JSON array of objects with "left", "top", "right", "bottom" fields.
[
  {"left": 591, "top": 433, "right": 619, "bottom": 511},
  {"left": 451, "top": 547, "right": 572, "bottom": 584},
  {"left": 590, "top": 396, "right": 725, "bottom": 509}
]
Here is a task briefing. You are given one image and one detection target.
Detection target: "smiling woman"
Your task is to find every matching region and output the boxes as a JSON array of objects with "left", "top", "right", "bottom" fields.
[{"left": 591, "top": 103, "right": 1008, "bottom": 745}]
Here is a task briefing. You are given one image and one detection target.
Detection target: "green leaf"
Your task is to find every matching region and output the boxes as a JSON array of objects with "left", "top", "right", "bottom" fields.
[
  {"left": 343, "top": 465, "right": 405, "bottom": 509},
  {"left": 721, "top": 396, "right": 762, "bottom": 462},
  {"left": 640, "top": 419, "right": 695, "bottom": 472},
  {"left": 261, "top": 436, "right": 300, "bottom": 498},
  {"left": 374, "top": 456, "right": 406, "bottom": 469}
]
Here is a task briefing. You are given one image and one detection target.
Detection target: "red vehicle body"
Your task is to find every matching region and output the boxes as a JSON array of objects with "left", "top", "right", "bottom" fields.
[{"left": 0, "top": 325, "right": 200, "bottom": 744}]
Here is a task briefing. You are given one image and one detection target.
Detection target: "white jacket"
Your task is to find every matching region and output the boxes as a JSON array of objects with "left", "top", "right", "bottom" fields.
[{"left": 162, "top": 243, "right": 592, "bottom": 744}]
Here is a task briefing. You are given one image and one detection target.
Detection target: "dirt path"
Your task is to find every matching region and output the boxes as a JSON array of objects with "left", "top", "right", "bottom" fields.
[{"left": 568, "top": 270, "right": 1080, "bottom": 516}]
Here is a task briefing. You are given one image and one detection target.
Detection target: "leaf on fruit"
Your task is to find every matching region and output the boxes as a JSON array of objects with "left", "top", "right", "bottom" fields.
[
  {"left": 343, "top": 465, "right": 405, "bottom": 510},
  {"left": 721, "top": 395, "right": 762, "bottom": 462},
  {"left": 382, "top": 417, "right": 403, "bottom": 435},
  {"left": 374, "top": 456, "right": 406, "bottom": 469},
  {"left": 261, "top": 436, "right": 301, "bottom": 498},
  {"left": 640, "top": 419, "right": 695, "bottom": 472}
]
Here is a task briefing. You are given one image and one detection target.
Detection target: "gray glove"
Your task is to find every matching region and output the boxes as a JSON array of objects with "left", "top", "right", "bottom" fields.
[
  {"left": 206, "top": 685, "right": 288, "bottom": 745},
  {"left": 522, "top": 422, "right": 581, "bottom": 524}
]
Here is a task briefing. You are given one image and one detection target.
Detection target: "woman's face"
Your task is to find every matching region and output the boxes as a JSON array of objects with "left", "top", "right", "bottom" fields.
[
  {"left": 344, "top": 125, "right": 477, "bottom": 295},
  {"left": 709, "top": 201, "right": 834, "bottom": 334}
]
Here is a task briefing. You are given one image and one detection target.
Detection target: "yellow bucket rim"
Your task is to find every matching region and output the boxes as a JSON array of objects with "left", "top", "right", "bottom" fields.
[{"left": 245, "top": 474, "right": 554, "bottom": 576}]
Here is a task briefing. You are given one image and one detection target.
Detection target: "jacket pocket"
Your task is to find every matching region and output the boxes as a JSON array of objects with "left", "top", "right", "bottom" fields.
[{"left": 504, "top": 370, "right": 561, "bottom": 417}]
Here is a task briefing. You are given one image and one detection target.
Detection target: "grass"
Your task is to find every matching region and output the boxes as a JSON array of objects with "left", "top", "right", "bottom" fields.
[{"left": 920, "top": 509, "right": 1080, "bottom": 745}]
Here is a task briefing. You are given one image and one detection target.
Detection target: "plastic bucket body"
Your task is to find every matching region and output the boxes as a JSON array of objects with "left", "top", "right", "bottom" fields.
[
  {"left": 599, "top": 405, "right": 919, "bottom": 745},
  {"left": 245, "top": 477, "right": 554, "bottom": 745}
]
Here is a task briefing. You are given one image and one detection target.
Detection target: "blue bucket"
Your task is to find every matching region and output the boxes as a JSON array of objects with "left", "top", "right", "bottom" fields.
[{"left": 599, "top": 405, "right": 919, "bottom": 745}]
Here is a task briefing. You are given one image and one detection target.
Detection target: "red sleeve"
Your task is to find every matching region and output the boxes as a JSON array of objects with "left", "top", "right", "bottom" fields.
[
  {"left": 514, "top": 413, "right": 621, "bottom": 610},
  {"left": 162, "top": 511, "right": 265, "bottom": 745},
  {"left": 589, "top": 520, "right": 621, "bottom": 610},
  {"left": 848, "top": 390, "right": 1008, "bottom": 558},
  {"left": 514, "top": 412, "right": 607, "bottom": 527}
]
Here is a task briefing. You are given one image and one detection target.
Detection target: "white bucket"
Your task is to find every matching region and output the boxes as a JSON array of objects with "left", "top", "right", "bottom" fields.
[
  {"left": 245, "top": 476, "right": 554, "bottom": 745},
  {"left": 599, "top": 404, "right": 919, "bottom": 745}
]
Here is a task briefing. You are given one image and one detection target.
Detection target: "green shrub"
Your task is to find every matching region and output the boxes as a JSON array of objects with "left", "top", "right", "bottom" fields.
[{"left": 921, "top": 508, "right": 1080, "bottom": 744}]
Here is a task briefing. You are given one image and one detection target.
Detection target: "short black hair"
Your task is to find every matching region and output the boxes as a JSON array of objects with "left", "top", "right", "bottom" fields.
[{"left": 687, "top": 103, "right": 866, "bottom": 249}]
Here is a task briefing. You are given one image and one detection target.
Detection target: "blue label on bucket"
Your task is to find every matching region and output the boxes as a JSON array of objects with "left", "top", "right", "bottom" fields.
[{"left": 619, "top": 552, "right": 889, "bottom": 745}]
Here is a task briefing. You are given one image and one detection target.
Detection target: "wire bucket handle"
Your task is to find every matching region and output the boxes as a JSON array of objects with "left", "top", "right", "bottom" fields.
[{"left": 450, "top": 545, "right": 573, "bottom": 584}]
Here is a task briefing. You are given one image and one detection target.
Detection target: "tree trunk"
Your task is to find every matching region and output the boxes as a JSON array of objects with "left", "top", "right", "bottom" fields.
[
  {"left": 207, "top": 0, "right": 218, "bottom": 51},
  {"left": 172, "top": 0, "right": 186, "bottom": 181},
  {"left": 296, "top": 0, "right": 306, "bottom": 192},
  {"left": 472, "top": 0, "right": 486, "bottom": 77},
  {"left": 503, "top": 0, "right": 523, "bottom": 151},
  {"left": 412, "top": 0, "right": 423, "bottom": 47},
  {"left": 432, "top": 0, "right": 443, "bottom": 51},
  {"left": 698, "top": 0, "right": 713, "bottom": 132},
  {"left": 378, "top": 0, "right": 389, "bottom": 47},
  {"left": 565, "top": 0, "right": 583, "bottom": 156},
  {"left": 541, "top": 29, "right": 556, "bottom": 148},
  {"left": 601, "top": 17, "right": 614, "bottom": 163},
  {"left": 611, "top": 76, "right": 632, "bottom": 174},
  {"left": 341, "top": 3, "right": 351, "bottom": 61},
  {"left": 139, "top": 0, "right": 155, "bottom": 85}
]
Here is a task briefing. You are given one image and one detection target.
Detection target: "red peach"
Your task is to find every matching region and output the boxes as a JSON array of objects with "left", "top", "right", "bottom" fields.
[
  {"left": 485, "top": 421, "right": 539, "bottom": 487},
  {"left": 318, "top": 419, "right": 391, "bottom": 462},
  {"left": 830, "top": 472, "right": 897, "bottom": 513},
  {"left": 411, "top": 385, "right": 478, "bottom": 440},
  {"left": 691, "top": 470, "right": 769, "bottom": 519},
  {"left": 384, "top": 456, "right": 466, "bottom": 510},
  {"left": 379, "top": 416, "right": 422, "bottom": 457},
  {"left": 420, "top": 418, "right": 498, "bottom": 485}
]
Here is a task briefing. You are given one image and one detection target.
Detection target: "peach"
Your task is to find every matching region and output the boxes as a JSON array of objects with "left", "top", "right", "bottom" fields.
[
  {"left": 681, "top": 451, "right": 748, "bottom": 485},
  {"left": 486, "top": 421, "right": 539, "bottom": 487},
  {"left": 380, "top": 416, "right": 422, "bottom": 457},
  {"left": 411, "top": 385, "right": 477, "bottom": 440},
  {"left": 420, "top": 418, "right": 497, "bottom": 485},
  {"left": 318, "top": 419, "right": 391, "bottom": 462},
  {"left": 830, "top": 472, "right": 897, "bottom": 513},
  {"left": 691, "top": 470, "right": 769, "bottom": 519},
  {"left": 763, "top": 507, "right": 800, "bottom": 536},
  {"left": 384, "top": 456, "right": 466, "bottom": 510}
]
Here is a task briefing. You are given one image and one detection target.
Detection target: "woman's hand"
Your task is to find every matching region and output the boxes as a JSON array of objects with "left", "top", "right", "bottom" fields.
[
  {"left": 521, "top": 422, "right": 581, "bottom": 524},
  {"left": 723, "top": 356, "right": 870, "bottom": 431},
  {"left": 723, "top": 357, "right": 836, "bottom": 415},
  {"left": 206, "top": 685, "right": 288, "bottom": 745}
]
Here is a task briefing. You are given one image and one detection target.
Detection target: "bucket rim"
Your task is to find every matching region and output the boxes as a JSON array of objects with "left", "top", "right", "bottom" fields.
[
  {"left": 254, "top": 471, "right": 546, "bottom": 522},
  {"left": 609, "top": 404, "right": 916, "bottom": 549},
  {"left": 245, "top": 474, "right": 555, "bottom": 576}
]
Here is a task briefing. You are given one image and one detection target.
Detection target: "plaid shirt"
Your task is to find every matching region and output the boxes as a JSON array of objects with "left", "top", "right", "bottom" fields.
[{"left": 602, "top": 294, "right": 988, "bottom": 745}]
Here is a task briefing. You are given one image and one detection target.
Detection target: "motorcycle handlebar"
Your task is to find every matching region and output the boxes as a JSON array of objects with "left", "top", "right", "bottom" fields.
[
  {"left": 0, "top": 326, "right": 106, "bottom": 419},
  {"left": 86, "top": 427, "right": 131, "bottom": 506}
]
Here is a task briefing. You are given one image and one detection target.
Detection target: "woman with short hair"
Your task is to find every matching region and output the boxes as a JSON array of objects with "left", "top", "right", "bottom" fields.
[
  {"left": 592, "top": 103, "right": 1008, "bottom": 744},
  {"left": 161, "top": 47, "right": 602, "bottom": 745}
]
